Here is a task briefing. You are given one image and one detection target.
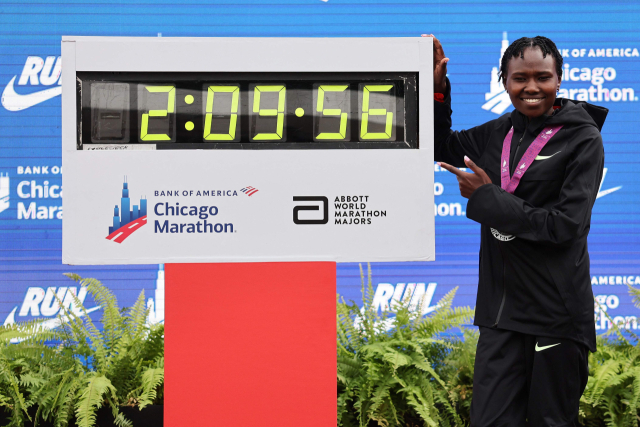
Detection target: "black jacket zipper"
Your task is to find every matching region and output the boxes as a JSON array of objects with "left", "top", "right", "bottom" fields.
[
  {"left": 494, "top": 260, "right": 507, "bottom": 327},
  {"left": 494, "top": 134, "right": 522, "bottom": 327},
  {"left": 494, "top": 241, "right": 508, "bottom": 327},
  {"left": 510, "top": 133, "right": 525, "bottom": 175}
]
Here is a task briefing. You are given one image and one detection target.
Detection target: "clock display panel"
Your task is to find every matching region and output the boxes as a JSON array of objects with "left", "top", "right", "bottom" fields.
[{"left": 78, "top": 72, "right": 417, "bottom": 149}]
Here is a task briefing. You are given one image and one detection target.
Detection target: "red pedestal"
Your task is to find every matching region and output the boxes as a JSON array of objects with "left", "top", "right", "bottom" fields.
[{"left": 165, "top": 262, "right": 336, "bottom": 426}]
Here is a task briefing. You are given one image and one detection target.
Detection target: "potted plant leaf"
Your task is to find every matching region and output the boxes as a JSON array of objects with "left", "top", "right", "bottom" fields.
[{"left": 0, "top": 274, "right": 164, "bottom": 427}]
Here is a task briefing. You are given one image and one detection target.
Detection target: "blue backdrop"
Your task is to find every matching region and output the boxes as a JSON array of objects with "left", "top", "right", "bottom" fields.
[{"left": 1, "top": 0, "right": 638, "bottom": 335}]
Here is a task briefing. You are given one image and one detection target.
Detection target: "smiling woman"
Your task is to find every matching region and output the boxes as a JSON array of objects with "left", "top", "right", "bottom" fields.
[
  {"left": 499, "top": 37, "right": 564, "bottom": 118},
  {"left": 426, "top": 34, "right": 608, "bottom": 427}
]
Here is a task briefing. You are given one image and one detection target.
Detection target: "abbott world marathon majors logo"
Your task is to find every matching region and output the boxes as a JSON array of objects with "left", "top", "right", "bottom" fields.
[
  {"left": 482, "top": 33, "right": 638, "bottom": 115},
  {"left": 2, "top": 56, "right": 61, "bottom": 111},
  {"left": 293, "top": 195, "right": 387, "bottom": 225}
]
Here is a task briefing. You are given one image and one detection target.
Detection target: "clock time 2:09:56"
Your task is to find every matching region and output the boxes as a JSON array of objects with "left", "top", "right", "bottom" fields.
[{"left": 85, "top": 75, "right": 413, "bottom": 146}]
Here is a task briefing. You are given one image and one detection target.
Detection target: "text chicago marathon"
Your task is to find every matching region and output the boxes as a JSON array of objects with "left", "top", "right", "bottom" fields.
[{"left": 153, "top": 202, "right": 233, "bottom": 234}]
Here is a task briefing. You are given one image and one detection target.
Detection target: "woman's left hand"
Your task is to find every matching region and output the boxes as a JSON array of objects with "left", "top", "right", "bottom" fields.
[{"left": 438, "top": 156, "right": 492, "bottom": 199}]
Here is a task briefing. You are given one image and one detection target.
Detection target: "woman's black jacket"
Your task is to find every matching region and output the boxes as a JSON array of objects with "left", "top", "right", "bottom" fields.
[{"left": 435, "top": 81, "right": 608, "bottom": 351}]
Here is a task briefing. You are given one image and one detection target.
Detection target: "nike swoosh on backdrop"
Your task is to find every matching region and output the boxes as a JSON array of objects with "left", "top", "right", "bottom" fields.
[
  {"left": 535, "top": 343, "right": 561, "bottom": 352},
  {"left": 596, "top": 168, "right": 622, "bottom": 200},
  {"left": 1, "top": 76, "right": 62, "bottom": 111},
  {"left": 534, "top": 151, "right": 561, "bottom": 161},
  {"left": 597, "top": 186, "right": 622, "bottom": 199}
]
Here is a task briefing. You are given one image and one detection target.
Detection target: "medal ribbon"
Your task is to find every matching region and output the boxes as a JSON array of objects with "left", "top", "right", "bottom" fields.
[{"left": 500, "top": 125, "right": 563, "bottom": 194}]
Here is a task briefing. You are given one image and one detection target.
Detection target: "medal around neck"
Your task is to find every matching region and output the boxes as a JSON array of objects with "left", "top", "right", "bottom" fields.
[{"left": 491, "top": 124, "right": 563, "bottom": 242}]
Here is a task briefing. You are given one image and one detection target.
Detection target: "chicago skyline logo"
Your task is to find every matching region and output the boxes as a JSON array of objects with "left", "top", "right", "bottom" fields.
[
  {"left": 0, "top": 173, "right": 9, "bottom": 214},
  {"left": 482, "top": 32, "right": 512, "bottom": 115},
  {"left": 106, "top": 178, "right": 147, "bottom": 244},
  {"left": 240, "top": 186, "right": 259, "bottom": 196}
]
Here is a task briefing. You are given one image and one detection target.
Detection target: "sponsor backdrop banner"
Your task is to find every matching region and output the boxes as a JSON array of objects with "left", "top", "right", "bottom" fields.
[{"left": 1, "top": 1, "right": 639, "bottom": 335}]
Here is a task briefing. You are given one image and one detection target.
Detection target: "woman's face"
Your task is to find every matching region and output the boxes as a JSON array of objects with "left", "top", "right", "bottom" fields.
[{"left": 503, "top": 46, "right": 561, "bottom": 118}]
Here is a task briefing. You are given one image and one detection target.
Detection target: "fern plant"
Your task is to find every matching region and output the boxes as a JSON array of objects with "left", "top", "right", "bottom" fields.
[
  {"left": 580, "top": 286, "right": 640, "bottom": 427},
  {"left": 0, "top": 274, "right": 164, "bottom": 427},
  {"left": 339, "top": 271, "right": 640, "bottom": 427},
  {"left": 440, "top": 328, "right": 478, "bottom": 425},
  {"left": 337, "top": 264, "right": 475, "bottom": 427}
]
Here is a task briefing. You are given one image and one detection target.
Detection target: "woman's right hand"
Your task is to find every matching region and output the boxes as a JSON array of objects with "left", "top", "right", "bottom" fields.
[{"left": 422, "top": 34, "right": 449, "bottom": 94}]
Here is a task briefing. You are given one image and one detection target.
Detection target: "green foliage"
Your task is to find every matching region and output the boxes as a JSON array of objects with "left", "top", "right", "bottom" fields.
[
  {"left": 631, "top": 285, "right": 640, "bottom": 311},
  {"left": 580, "top": 290, "right": 640, "bottom": 427},
  {"left": 440, "top": 328, "right": 478, "bottom": 424},
  {"left": 0, "top": 274, "right": 164, "bottom": 427},
  {"left": 337, "top": 264, "right": 475, "bottom": 427},
  {"left": 338, "top": 268, "right": 640, "bottom": 427}
]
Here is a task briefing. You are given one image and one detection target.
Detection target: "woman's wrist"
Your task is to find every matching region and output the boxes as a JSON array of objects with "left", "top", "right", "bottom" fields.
[{"left": 434, "top": 79, "right": 448, "bottom": 95}]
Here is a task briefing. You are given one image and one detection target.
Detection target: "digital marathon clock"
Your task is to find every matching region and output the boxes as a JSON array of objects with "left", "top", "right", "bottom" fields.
[
  {"left": 80, "top": 72, "right": 417, "bottom": 149},
  {"left": 62, "top": 37, "right": 435, "bottom": 264}
]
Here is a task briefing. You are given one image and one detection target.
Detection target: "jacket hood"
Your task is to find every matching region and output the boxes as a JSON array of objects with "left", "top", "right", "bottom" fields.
[
  {"left": 511, "top": 98, "right": 609, "bottom": 132},
  {"left": 551, "top": 98, "right": 609, "bottom": 131}
]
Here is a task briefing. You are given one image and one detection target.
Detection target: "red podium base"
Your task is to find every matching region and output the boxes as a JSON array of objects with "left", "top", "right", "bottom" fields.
[{"left": 165, "top": 262, "right": 336, "bottom": 426}]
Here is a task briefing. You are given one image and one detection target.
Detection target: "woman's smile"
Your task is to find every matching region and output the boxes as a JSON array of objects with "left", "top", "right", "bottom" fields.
[{"left": 521, "top": 97, "right": 545, "bottom": 104}]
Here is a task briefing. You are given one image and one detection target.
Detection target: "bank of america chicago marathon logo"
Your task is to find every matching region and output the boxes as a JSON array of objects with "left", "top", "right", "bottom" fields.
[
  {"left": 105, "top": 180, "right": 254, "bottom": 242},
  {"left": 106, "top": 180, "right": 258, "bottom": 241},
  {"left": 106, "top": 178, "right": 148, "bottom": 244}
]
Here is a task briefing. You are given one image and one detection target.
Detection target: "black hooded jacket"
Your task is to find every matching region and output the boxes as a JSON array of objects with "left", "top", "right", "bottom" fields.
[{"left": 435, "top": 80, "right": 607, "bottom": 351}]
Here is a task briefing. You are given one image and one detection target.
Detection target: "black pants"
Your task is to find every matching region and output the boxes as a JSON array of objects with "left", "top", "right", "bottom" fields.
[{"left": 470, "top": 327, "right": 589, "bottom": 427}]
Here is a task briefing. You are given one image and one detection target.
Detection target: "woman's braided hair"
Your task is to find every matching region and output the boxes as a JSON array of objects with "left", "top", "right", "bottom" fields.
[{"left": 498, "top": 36, "right": 563, "bottom": 83}]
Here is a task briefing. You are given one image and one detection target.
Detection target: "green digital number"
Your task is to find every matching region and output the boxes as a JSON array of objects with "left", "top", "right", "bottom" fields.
[
  {"left": 360, "top": 85, "right": 393, "bottom": 140},
  {"left": 316, "top": 85, "right": 348, "bottom": 140},
  {"left": 204, "top": 86, "right": 240, "bottom": 141},
  {"left": 252, "top": 85, "right": 285, "bottom": 140},
  {"left": 140, "top": 86, "right": 175, "bottom": 141}
]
